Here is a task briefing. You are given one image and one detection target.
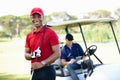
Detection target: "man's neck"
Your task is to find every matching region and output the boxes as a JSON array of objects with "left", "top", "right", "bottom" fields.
[
  {"left": 67, "top": 42, "right": 73, "bottom": 47},
  {"left": 33, "top": 25, "right": 43, "bottom": 32}
]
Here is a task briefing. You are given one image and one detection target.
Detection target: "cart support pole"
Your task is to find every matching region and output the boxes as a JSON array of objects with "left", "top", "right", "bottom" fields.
[
  {"left": 109, "top": 22, "right": 120, "bottom": 54},
  {"left": 78, "top": 23, "right": 88, "bottom": 50}
]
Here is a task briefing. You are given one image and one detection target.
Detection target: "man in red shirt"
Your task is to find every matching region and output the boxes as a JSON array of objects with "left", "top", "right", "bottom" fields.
[{"left": 24, "top": 7, "right": 61, "bottom": 80}]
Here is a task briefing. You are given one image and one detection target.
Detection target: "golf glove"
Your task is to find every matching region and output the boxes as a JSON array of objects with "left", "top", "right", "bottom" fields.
[{"left": 31, "top": 47, "right": 41, "bottom": 58}]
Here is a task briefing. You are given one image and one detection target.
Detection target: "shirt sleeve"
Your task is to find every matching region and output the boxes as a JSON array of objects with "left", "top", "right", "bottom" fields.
[
  {"left": 25, "top": 34, "right": 30, "bottom": 48},
  {"left": 49, "top": 30, "right": 59, "bottom": 46},
  {"left": 60, "top": 47, "right": 66, "bottom": 59}
]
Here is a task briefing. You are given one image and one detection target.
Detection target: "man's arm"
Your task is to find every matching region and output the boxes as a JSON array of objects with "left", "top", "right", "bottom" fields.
[
  {"left": 31, "top": 44, "right": 60, "bottom": 70},
  {"left": 42, "top": 44, "right": 61, "bottom": 65},
  {"left": 82, "top": 55, "right": 86, "bottom": 60},
  {"left": 61, "top": 59, "right": 76, "bottom": 67},
  {"left": 61, "top": 59, "right": 68, "bottom": 66},
  {"left": 24, "top": 48, "right": 31, "bottom": 60}
]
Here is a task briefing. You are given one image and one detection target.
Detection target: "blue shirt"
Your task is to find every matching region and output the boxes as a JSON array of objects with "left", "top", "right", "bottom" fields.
[{"left": 60, "top": 43, "right": 85, "bottom": 61}]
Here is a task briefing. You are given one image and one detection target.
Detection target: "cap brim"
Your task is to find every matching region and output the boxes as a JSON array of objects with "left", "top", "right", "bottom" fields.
[
  {"left": 31, "top": 12, "right": 42, "bottom": 16},
  {"left": 67, "top": 39, "right": 73, "bottom": 41}
]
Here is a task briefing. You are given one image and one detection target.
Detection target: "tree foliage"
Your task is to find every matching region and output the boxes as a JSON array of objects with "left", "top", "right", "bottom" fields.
[
  {"left": 0, "top": 9, "right": 120, "bottom": 42},
  {"left": 87, "top": 10, "right": 111, "bottom": 18},
  {"left": 115, "top": 8, "right": 120, "bottom": 19}
]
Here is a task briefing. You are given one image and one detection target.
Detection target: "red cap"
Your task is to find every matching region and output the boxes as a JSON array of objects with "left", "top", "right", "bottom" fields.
[{"left": 30, "top": 7, "right": 44, "bottom": 16}]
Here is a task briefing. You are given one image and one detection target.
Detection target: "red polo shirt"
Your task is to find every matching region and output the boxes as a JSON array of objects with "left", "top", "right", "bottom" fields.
[{"left": 25, "top": 25, "right": 59, "bottom": 63}]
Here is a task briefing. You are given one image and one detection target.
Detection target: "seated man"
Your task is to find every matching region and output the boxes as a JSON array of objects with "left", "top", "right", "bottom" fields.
[{"left": 60, "top": 33, "right": 89, "bottom": 80}]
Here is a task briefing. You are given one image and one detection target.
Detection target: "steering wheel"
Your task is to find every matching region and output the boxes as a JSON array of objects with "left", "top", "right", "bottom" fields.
[{"left": 85, "top": 45, "right": 97, "bottom": 56}]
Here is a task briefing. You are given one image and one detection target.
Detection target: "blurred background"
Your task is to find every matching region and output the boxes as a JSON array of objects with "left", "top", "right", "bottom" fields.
[{"left": 0, "top": 0, "right": 120, "bottom": 80}]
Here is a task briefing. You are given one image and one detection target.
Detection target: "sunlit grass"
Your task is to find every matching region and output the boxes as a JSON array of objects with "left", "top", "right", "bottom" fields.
[
  {"left": 0, "top": 38, "right": 12, "bottom": 42},
  {"left": 0, "top": 38, "right": 30, "bottom": 80},
  {"left": 0, "top": 38, "right": 25, "bottom": 54},
  {"left": 0, "top": 73, "right": 30, "bottom": 80},
  {"left": 0, "top": 38, "right": 120, "bottom": 79}
]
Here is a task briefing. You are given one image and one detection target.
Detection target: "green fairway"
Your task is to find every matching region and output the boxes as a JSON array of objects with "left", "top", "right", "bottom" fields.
[
  {"left": 0, "top": 38, "right": 31, "bottom": 80},
  {"left": 0, "top": 73, "right": 29, "bottom": 80},
  {"left": 0, "top": 38, "right": 120, "bottom": 80}
]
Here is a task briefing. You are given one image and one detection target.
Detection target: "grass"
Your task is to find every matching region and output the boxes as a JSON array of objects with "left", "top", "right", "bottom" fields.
[
  {"left": 0, "top": 38, "right": 120, "bottom": 80},
  {"left": 0, "top": 38, "right": 31, "bottom": 80},
  {"left": 0, "top": 73, "right": 30, "bottom": 80}
]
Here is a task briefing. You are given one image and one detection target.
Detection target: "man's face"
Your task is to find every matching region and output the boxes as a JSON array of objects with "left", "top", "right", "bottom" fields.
[
  {"left": 31, "top": 13, "right": 43, "bottom": 28},
  {"left": 66, "top": 39, "right": 72, "bottom": 45}
]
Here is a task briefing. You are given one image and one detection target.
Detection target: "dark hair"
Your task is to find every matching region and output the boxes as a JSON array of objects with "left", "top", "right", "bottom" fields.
[{"left": 66, "top": 34, "right": 74, "bottom": 41}]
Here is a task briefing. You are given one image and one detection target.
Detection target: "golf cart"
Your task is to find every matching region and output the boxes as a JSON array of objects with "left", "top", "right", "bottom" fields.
[{"left": 47, "top": 18, "right": 120, "bottom": 80}]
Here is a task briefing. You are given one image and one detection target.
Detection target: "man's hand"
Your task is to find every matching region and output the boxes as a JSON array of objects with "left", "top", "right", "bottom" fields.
[
  {"left": 31, "top": 62, "right": 44, "bottom": 70},
  {"left": 68, "top": 59, "right": 76, "bottom": 64},
  {"left": 25, "top": 53, "right": 32, "bottom": 60}
]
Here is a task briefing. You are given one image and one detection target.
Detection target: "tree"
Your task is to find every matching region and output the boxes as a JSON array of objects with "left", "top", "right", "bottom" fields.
[
  {"left": 85, "top": 10, "right": 111, "bottom": 18},
  {"left": 115, "top": 8, "right": 120, "bottom": 19},
  {"left": 48, "top": 12, "right": 77, "bottom": 22},
  {"left": 0, "top": 15, "right": 16, "bottom": 39}
]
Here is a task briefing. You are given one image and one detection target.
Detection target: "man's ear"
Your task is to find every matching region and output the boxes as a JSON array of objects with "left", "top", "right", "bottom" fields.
[{"left": 40, "top": 15, "right": 44, "bottom": 21}]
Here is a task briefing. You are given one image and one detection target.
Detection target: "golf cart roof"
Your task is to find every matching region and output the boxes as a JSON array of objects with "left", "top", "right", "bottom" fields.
[
  {"left": 50, "top": 18, "right": 120, "bottom": 80},
  {"left": 47, "top": 18, "right": 116, "bottom": 27},
  {"left": 47, "top": 18, "right": 120, "bottom": 54}
]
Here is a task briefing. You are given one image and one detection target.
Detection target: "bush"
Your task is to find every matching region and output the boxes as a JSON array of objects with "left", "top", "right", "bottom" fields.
[{"left": 0, "top": 31, "right": 10, "bottom": 38}]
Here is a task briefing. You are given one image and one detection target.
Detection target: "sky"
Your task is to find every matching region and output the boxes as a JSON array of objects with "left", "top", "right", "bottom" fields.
[{"left": 0, "top": 0, "right": 120, "bottom": 17}]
